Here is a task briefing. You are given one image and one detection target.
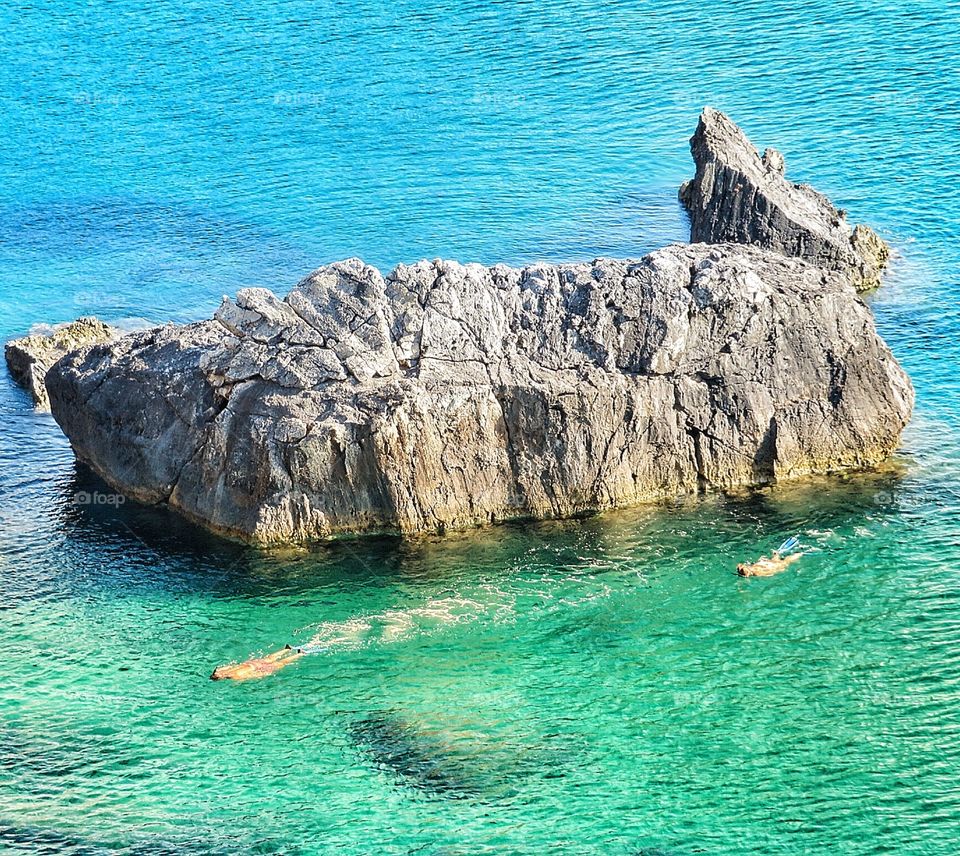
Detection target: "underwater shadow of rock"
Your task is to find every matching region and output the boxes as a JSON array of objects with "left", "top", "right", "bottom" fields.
[
  {"left": 49, "top": 462, "right": 412, "bottom": 601},
  {"left": 718, "top": 463, "right": 910, "bottom": 533},
  {"left": 0, "top": 724, "right": 155, "bottom": 795},
  {"left": 0, "top": 727, "right": 92, "bottom": 780},
  {"left": 349, "top": 712, "right": 542, "bottom": 801},
  {"left": 349, "top": 713, "right": 486, "bottom": 799},
  {"left": 0, "top": 823, "right": 98, "bottom": 855}
]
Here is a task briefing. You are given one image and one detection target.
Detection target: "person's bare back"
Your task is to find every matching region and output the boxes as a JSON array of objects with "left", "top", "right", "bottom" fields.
[
  {"left": 210, "top": 645, "right": 304, "bottom": 681},
  {"left": 737, "top": 551, "right": 803, "bottom": 577}
]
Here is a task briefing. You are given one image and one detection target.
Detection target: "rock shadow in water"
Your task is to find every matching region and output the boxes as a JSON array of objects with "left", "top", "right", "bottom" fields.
[
  {"left": 349, "top": 713, "right": 486, "bottom": 799},
  {"left": 349, "top": 711, "right": 552, "bottom": 801}
]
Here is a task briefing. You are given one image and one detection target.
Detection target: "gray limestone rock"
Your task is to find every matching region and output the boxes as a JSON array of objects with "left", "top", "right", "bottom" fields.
[
  {"left": 680, "top": 107, "right": 889, "bottom": 291},
  {"left": 46, "top": 245, "right": 913, "bottom": 543}
]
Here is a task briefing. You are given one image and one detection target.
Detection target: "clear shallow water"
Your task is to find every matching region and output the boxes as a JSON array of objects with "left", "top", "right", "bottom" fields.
[{"left": 2, "top": 0, "right": 960, "bottom": 853}]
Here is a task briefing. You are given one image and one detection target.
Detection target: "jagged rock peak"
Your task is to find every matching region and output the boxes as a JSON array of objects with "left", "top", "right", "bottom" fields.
[{"left": 680, "top": 107, "right": 889, "bottom": 291}]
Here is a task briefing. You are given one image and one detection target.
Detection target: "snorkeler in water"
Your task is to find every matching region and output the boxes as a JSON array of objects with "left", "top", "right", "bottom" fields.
[
  {"left": 210, "top": 644, "right": 305, "bottom": 681},
  {"left": 737, "top": 535, "right": 805, "bottom": 577},
  {"left": 211, "top": 596, "right": 487, "bottom": 681}
]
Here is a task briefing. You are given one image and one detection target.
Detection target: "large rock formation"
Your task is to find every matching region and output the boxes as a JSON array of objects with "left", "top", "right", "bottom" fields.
[
  {"left": 680, "top": 107, "right": 889, "bottom": 291},
  {"left": 47, "top": 242, "right": 913, "bottom": 544},
  {"left": 5, "top": 318, "right": 116, "bottom": 410}
]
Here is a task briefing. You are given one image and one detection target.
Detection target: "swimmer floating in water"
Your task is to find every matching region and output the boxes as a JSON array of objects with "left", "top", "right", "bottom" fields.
[
  {"left": 737, "top": 535, "right": 805, "bottom": 577},
  {"left": 211, "top": 596, "right": 489, "bottom": 681},
  {"left": 210, "top": 644, "right": 304, "bottom": 681}
]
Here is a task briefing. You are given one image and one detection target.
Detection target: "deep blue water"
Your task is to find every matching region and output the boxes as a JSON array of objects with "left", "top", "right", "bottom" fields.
[{"left": 2, "top": 1, "right": 960, "bottom": 853}]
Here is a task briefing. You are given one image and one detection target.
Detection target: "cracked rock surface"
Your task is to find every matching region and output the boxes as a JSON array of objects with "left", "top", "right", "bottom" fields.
[
  {"left": 46, "top": 244, "right": 913, "bottom": 543},
  {"left": 680, "top": 107, "right": 890, "bottom": 291}
]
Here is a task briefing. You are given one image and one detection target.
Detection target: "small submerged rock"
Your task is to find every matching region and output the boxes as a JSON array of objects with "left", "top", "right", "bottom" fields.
[
  {"left": 0, "top": 822, "right": 240, "bottom": 855},
  {"left": 5, "top": 317, "right": 116, "bottom": 410},
  {"left": 680, "top": 107, "right": 890, "bottom": 291},
  {"left": 348, "top": 713, "right": 489, "bottom": 799},
  {"left": 348, "top": 711, "right": 546, "bottom": 801}
]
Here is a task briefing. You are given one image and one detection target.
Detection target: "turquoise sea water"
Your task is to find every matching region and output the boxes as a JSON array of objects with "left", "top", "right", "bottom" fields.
[{"left": 2, "top": 1, "right": 960, "bottom": 853}]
